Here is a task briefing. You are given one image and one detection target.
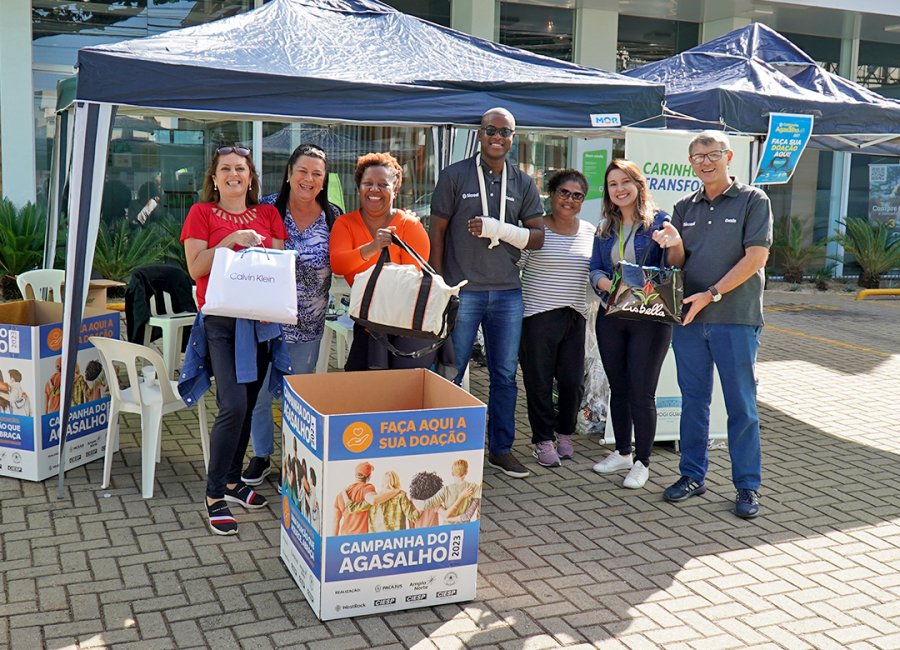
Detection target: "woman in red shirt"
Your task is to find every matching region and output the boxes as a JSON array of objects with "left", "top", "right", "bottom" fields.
[
  {"left": 181, "top": 145, "right": 287, "bottom": 535},
  {"left": 330, "top": 152, "right": 434, "bottom": 371}
]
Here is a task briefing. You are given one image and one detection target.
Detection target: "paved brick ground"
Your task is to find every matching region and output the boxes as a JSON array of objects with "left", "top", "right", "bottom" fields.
[{"left": 1, "top": 290, "right": 898, "bottom": 649}]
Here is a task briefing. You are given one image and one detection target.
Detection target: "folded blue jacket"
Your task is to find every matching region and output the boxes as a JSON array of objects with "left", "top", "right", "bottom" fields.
[{"left": 177, "top": 313, "right": 293, "bottom": 408}]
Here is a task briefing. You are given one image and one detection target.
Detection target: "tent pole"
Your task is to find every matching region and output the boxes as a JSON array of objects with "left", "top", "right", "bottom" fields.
[
  {"left": 44, "top": 111, "right": 64, "bottom": 270},
  {"left": 825, "top": 152, "right": 850, "bottom": 278},
  {"left": 57, "top": 101, "right": 116, "bottom": 499}
]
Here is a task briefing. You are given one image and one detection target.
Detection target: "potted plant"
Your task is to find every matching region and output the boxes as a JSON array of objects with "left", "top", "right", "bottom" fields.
[
  {"left": 0, "top": 198, "right": 46, "bottom": 300},
  {"left": 769, "top": 215, "right": 825, "bottom": 284},
  {"left": 833, "top": 218, "right": 900, "bottom": 289}
]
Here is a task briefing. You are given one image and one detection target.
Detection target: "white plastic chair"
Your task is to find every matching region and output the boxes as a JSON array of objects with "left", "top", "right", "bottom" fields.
[
  {"left": 89, "top": 336, "right": 209, "bottom": 499},
  {"left": 17, "top": 269, "right": 65, "bottom": 302},
  {"left": 317, "top": 275, "right": 353, "bottom": 373},
  {"left": 143, "top": 290, "right": 196, "bottom": 380}
]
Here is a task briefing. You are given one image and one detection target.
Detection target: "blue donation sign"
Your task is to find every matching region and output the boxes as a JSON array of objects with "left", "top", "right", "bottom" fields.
[{"left": 753, "top": 113, "right": 814, "bottom": 185}]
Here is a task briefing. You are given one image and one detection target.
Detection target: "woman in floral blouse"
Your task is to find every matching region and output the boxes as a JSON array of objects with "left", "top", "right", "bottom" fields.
[{"left": 242, "top": 144, "right": 342, "bottom": 488}]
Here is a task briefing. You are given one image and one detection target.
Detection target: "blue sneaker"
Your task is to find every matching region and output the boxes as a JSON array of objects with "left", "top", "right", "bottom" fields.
[
  {"left": 663, "top": 476, "right": 706, "bottom": 502},
  {"left": 734, "top": 489, "right": 760, "bottom": 519}
]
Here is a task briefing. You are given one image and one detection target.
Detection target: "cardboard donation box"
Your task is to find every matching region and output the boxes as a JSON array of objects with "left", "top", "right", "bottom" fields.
[
  {"left": 58, "top": 279, "right": 126, "bottom": 308},
  {"left": 0, "top": 301, "right": 120, "bottom": 480},
  {"left": 280, "top": 369, "right": 487, "bottom": 620}
]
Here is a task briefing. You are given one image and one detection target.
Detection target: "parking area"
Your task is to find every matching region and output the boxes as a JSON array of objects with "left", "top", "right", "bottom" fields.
[{"left": 1, "top": 289, "right": 898, "bottom": 650}]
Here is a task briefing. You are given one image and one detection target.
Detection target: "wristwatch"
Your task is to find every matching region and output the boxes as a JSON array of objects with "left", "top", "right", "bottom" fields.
[{"left": 708, "top": 286, "right": 722, "bottom": 302}]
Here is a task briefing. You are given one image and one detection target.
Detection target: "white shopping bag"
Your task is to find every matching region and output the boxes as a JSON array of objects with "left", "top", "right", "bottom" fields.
[{"left": 203, "top": 247, "right": 298, "bottom": 324}]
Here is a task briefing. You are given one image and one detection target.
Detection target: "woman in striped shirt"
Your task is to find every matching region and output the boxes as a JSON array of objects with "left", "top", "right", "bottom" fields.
[{"left": 519, "top": 169, "right": 596, "bottom": 468}]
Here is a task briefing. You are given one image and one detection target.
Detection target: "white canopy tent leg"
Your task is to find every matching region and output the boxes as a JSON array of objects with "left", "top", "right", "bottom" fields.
[
  {"left": 44, "top": 107, "right": 74, "bottom": 270},
  {"left": 57, "top": 101, "right": 116, "bottom": 499}
]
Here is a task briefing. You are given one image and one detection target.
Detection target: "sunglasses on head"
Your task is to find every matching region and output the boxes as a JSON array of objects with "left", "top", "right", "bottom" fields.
[
  {"left": 217, "top": 145, "right": 251, "bottom": 157},
  {"left": 557, "top": 188, "right": 585, "bottom": 202},
  {"left": 481, "top": 125, "right": 515, "bottom": 138}
]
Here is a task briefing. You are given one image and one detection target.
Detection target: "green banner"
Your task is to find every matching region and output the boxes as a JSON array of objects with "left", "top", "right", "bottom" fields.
[{"left": 582, "top": 150, "right": 608, "bottom": 201}]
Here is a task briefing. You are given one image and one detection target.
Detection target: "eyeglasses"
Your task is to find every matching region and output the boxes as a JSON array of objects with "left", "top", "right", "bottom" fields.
[
  {"left": 481, "top": 125, "right": 515, "bottom": 138},
  {"left": 217, "top": 145, "right": 251, "bottom": 157},
  {"left": 556, "top": 188, "right": 585, "bottom": 202},
  {"left": 689, "top": 149, "right": 729, "bottom": 164},
  {"left": 360, "top": 181, "right": 393, "bottom": 191}
]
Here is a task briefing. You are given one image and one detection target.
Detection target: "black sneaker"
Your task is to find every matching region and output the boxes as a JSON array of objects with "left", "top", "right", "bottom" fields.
[
  {"left": 735, "top": 488, "right": 760, "bottom": 519},
  {"left": 241, "top": 456, "right": 271, "bottom": 486},
  {"left": 224, "top": 482, "right": 268, "bottom": 509},
  {"left": 663, "top": 476, "right": 707, "bottom": 502},
  {"left": 207, "top": 500, "right": 238, "bottom": 536},
  {"left": 487, "top": 452, "right": 530, "bottom": 478}
]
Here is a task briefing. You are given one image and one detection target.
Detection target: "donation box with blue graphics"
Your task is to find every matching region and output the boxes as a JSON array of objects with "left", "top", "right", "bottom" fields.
[
  {"left": 279, "top": 369, "right": 486, "bottom": 620},
  {"left": 0, "top": 301, "right": 120, "bottom": 480}
]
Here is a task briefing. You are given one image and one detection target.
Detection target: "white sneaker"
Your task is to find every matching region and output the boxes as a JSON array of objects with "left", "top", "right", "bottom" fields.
[
  {"left": 592, "top": 451, "right": 633, "bottom": 474},
  {"left": 623, "top": 462, "right": 649, "bottom": 489}
]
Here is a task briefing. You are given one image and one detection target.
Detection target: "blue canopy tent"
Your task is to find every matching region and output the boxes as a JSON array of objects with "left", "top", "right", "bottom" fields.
[
  {"left": 624, "top": 23, "right": 900, "bottom": 157},
  {"left": 55, "top": 0, "right": 665, "bottom": 496}
]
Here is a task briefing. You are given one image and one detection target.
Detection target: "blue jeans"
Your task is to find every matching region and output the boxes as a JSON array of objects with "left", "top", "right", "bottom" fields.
[
  {"left": 451, "top": 289, "right": 523, "bottom": 455},
  {"left": 672, "top": 323, "right": 762, "bottom": 490},
  {"left": 249, "top": 338, "right": 320, "bottom": 458}
]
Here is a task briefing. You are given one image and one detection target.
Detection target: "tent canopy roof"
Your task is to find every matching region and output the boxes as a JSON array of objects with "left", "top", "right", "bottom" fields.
[
  {"left": 75, "top": 0, "right": 664, "bottom": 131},
  {"left": 625, "top": 23, "right": 900, "bottom": 155}
]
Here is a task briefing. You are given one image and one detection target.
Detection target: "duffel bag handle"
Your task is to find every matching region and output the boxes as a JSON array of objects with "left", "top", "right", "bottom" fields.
[{"left": 388, "top": 231, "right": 438, "bottom": 276}]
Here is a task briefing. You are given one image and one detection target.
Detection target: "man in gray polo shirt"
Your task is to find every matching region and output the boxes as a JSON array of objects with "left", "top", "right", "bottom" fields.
[
  {"left": 653, "top": 130, "right": 773, "bottom": 519},
  {"left": 429, "top": 107, "right": 544, "bottom": 479}
]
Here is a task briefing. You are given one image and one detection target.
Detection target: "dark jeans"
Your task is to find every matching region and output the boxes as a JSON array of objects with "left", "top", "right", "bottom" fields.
[
  {"left": 204, "top": 315, "right": 268, "bottom": 499},
  {"left": 519, "top": 307, "right": 586, "bottom": 444},
  {"left": 595, "top": 312, "right": 672, "bottom": 465},
  {"left": 345, "top": 324, "right": 436, "bottom": 371}
]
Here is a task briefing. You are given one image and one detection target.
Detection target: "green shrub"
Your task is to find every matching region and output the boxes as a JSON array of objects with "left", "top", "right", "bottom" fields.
[
  {"left": 833, "top": 218, "right": 900, "bottom": 289},
  {"left": 0, "top": 198, "right": 46, "bottom": 276},
  {"left": 770, "top": 215, "right": 825, "bottom": 284},
  {"left": 0, "top": 198, "right": 47, "bottom": 299},
  {"left": 93, "top": 220, "right": 166, "bottom": 283}
]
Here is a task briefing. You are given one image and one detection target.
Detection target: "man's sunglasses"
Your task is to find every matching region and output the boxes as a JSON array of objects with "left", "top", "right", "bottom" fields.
[
  {"left": 481, "top": 125, "right": 515, "bottom": 138},
  {"left": 217, "top": 145, "right": 251, "bottom": 157},
  {"left": 557, "top": 188, "right": 585, "bottom": 202}
]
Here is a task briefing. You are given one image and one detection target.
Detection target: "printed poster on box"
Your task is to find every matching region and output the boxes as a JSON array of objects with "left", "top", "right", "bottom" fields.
[
  {"left": 0, "top": 301, "right": 119, "bottom": 480},
  {"left": 279, "top": 369, "right": 486, "bottom": 620}
]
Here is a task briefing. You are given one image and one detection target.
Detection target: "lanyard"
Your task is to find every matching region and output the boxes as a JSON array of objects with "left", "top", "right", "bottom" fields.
[
  {"left": 475, "top": 154, "right": 507, "bottom": 224},
  {"left": 618, "top": 220, "right": 637, "bottom": 262}
]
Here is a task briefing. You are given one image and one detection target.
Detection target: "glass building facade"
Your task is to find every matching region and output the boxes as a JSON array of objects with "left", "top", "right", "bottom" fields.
[{"left": 2, "top": 0, "right": 899, "bottom": 273}]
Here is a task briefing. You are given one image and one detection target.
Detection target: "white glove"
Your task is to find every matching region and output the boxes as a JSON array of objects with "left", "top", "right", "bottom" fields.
[{"left": 478, "top": 217, "right": 530, "bottom": 250}]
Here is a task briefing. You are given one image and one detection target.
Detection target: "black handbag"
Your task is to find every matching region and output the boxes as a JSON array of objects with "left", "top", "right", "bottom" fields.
[{"left": 605, "top": 239, "right": 683, "bottom": 325}]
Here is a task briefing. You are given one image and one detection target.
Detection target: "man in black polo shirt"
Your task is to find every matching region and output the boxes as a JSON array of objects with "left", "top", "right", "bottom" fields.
[
  {"left": 652, "top": 130, "right": 773, "bottom": 519},
  {"left": 429, "top": 107, "right": 544, "bottom": 479}
]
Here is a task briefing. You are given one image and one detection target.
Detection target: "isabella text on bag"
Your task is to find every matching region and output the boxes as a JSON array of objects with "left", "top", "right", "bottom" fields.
[{"left": 606, "top": 243, "right": 684, "bottom": 325}]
